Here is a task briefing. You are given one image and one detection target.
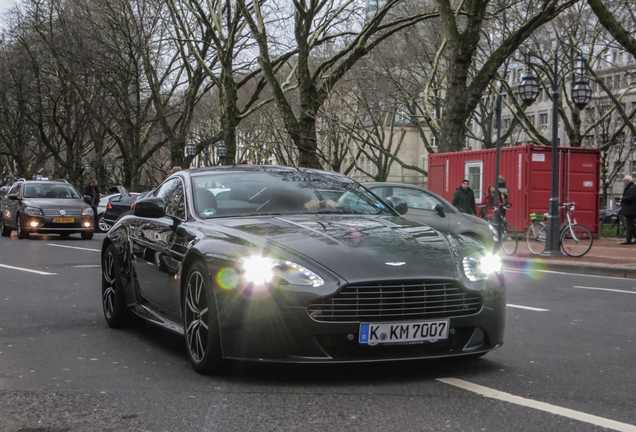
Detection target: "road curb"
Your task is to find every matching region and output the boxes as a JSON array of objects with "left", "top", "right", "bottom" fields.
[{"left": 502, "top": 258, "right": 636, "bottom": 279}]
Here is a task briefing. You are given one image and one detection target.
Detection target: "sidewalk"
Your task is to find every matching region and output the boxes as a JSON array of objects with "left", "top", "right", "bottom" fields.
[{"left": 501, "top": 237, "right": 636, "bottom": 279}]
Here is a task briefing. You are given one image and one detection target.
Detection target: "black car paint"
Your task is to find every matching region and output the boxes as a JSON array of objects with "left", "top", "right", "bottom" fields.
[{"left": 103, "top": 167, "right": 505, "bottom": 364}]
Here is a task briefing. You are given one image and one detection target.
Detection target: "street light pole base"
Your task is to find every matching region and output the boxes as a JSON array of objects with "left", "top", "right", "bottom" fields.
[{"left": 539, "top": 249, "right": 564, "bottom": 257}]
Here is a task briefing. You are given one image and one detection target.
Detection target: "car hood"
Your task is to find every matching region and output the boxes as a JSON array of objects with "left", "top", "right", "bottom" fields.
[
  {"left": 23, "top": 198, "right": 87, "bottom": 210},
  {"left": 212, "top": 215, "right": 460, "bottom": 283}
]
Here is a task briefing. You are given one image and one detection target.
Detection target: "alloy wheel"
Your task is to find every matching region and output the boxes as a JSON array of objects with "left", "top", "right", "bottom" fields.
[
  {"left": 184, "top": 270, "right": 209, "bottom": 364},
  {"left": 102, "top": 251, "right": 116, "bottom": 320}
]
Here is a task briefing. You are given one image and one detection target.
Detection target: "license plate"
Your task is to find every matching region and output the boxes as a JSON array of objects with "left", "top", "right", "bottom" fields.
[
  {"left": 359, "top": 319, "right": 449, "bottom": 345},
  {"left": 52, "top": 218, "right": 74, "bottom": 223}
]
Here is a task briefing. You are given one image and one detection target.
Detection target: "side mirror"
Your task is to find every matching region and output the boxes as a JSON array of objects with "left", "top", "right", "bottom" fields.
[
  {"left": 434, "top": 204, "right": 446, "bottom": 218},
  {"left": 7, "top": 194, "right": 18, "bottom": 200},
  {"left": 133, "top": 197, "right": 166, "bottom": 218},
  {"left": 385, "top": 196, "right": 408, "bottom": 215},
  {"left": 83, "top": 195, "right": 92, "bottom": 204}
]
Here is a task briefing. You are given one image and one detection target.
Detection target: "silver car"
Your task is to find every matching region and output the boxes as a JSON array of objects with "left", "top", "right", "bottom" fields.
[{"left": 364, "top": 182, "right": 497, "bottom": 250}]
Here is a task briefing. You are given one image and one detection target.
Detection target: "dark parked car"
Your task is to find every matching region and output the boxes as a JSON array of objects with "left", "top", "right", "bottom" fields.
[
  {"left": 364, "top": 182, "right": 497, "bottom": 250},
  {"left": 100, "top": 190, "right": 151, "bottom": 230},
  {"left": 0, "top": 179, "right": 94, "bottom": 239},
  {"left": 101, "top": 166, "right": 505, "bottom": 375},
  {"left": 95, "top": 186, "right": 140, "bottom": 232}
]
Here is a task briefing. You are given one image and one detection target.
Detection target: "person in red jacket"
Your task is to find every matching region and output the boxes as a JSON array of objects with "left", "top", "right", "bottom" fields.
[{"left": 481, "top": 184, "right": 496, "bottom": 219}]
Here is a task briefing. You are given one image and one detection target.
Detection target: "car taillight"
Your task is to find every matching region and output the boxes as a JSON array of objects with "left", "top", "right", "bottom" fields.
[
  {"left": 131, "top": 202, "right": 137, "bottom": 210},
  {"left": 107, "top": 203, "right": 112, "bottom": 209}
]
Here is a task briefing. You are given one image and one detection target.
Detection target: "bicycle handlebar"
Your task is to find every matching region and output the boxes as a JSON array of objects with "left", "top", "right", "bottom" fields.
[
  {"left": 559, "top": 202, "right": 578, "bottom": 207},
  {"left": 479, "top": 202, "right": 512, "bottom": 210}
]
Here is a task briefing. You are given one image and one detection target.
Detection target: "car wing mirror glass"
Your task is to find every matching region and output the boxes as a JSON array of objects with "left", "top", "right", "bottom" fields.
[
  {"left": 434, "top": 204, "right": 446, "bottom": 217},
  {"left": 133, "top": 197, "right": 166, "bottom": 218},
  {"left": 7, "top": 194, "right": 19, "bottom": 200},
  {"left": 385, "top": 196, "right": 408, "bottom": 215}
]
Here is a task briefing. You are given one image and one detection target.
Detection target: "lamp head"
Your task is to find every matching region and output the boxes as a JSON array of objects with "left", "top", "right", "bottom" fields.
[
  {"left": 518, "top": 68, "right": 539, "bottom": 106},
  {"left": 571, "top": 75, "right": 592, "bottom": 110}
]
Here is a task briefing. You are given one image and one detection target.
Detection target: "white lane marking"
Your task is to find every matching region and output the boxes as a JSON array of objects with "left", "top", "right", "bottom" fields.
[
  {"left": 47, "top": 243, "right": 100, "bottom": 252},
  {"left": 71, "top": 265, "right": 101, "bottom": 268},
  {"left": 507, "top": 304, "right": 550, "bottom": 312},
  {"left": 0, "top": 263, "right": 57, "bottom": 275},
  {"left": 572, "top": 286, "right": 636, "bottom": 295},
  {"left": 504, "top": 268, "right": 631, "bottom": 281},
  {"left": 438, "top": 378, "right": 636, "bottom": 432}
]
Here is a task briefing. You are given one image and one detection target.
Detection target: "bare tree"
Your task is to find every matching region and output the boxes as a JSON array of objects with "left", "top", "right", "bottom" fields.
[{"left": 238, "top": 0, "right": 438, "bottom": 168}]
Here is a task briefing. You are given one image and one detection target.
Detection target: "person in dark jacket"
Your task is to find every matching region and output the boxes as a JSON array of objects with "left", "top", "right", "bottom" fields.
[
  {"left": 452, "top": 179, "right": 477, "bottom": 215},
  {"left": 83, "top": 178, "right": 101, "bottom": 226},
  {"left": 619, "top": 175, "right": 636, "bottom": 244}
]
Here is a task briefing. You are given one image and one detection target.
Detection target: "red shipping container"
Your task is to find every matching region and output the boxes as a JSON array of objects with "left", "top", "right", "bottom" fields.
[{"left": 428, "top": 144, "right": 601, "bottom": 237}]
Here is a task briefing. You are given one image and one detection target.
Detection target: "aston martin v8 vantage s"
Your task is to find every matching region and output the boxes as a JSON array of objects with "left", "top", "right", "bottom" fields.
[{"left": 101, "top": 166, "right": 505, "bottom": 374}]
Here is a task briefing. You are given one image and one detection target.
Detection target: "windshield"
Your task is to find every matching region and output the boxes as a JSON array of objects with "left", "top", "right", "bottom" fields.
[
  {"left": 23, "top": 184, "right": 81, "bottom": 199},
  {"left": 191, "top": 170, "right": 395, "bottom": 219}
]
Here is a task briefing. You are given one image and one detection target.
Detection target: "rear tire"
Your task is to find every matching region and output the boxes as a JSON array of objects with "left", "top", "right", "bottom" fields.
[
  {"left": 183, "top": 261, "right": 223, "bottom": 375},
  {"left": 600, "top": 215, "right": 625, "bottom": 238},
  {"left": 526, "top": 222, "right": 546, "bottom": 255},
  {"left": 16, "top": 215, "right": 29, "bottom": 239},
  {"left": 97, "top": 214, "right": 111, "bottom": 233}
]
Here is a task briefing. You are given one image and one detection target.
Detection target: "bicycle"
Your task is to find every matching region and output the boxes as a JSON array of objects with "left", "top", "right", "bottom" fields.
[
  {"left": 599, "top": 206, "right": 625, "bottom": 238},
  {"left": 480, "top": 202, "right": 518, "bottom": 255},
  {"left": 525, "top": 202, "right": 593, "bottom": 257}
]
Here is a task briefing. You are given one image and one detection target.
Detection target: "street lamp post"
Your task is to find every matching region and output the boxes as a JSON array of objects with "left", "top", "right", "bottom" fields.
[{"left": 519, "top": 52, "right": 592, "bottom": 256}]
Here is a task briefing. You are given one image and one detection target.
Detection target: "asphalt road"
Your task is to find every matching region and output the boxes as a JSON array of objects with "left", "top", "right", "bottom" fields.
[{"left": 0, "top": 232, "right": 635, "bottom": 432}]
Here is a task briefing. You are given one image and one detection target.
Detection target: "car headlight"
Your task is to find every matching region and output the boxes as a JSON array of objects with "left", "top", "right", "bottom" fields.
[
  {"left": 238, "top": 256, "right": 324, "bottom": 288},
  {"left": 24, "top": 207, "right": 43, "bottom": 216},
  {"left": 82, "top": 208, "right": 94, "bottom": 216},
  {"left": 462, "top": 252, "right": 502, "bottom": 282}
]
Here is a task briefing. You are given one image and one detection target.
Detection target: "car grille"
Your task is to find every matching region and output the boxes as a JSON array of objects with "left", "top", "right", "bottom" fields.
[
  {"left": 42, "top": 209, "right": 83, "bottom": 216},
  {"left": 308, "top": 281, "right": 483, "bottom": 322}
]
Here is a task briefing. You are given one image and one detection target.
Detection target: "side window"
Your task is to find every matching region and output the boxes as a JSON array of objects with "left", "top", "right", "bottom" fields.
[
  {"left": 9, "top": 183, "right": 21, "bottom": 196},
  {"left": 155, "top": 178, "right": 186, "bottom": 219},
  {"left": 465, "top": 161, "right": 483, "bottom": 203},
  {"left": 391, "top": 187, "right": 438, "bottom": 210},
  {"left": 369, "top": 187, "right": 388, "bottom": 199}
]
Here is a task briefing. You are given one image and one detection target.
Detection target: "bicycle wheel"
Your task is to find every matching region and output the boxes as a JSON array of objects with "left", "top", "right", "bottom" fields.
[
  {"left": 526, "top": 222, "right": 546, "bottom": 255},
  {"left": 561, "top": 224, "right": 593, "bottom": 257},
  {"left": 600, "top": 215, "right": 622, "bottom": 238},
  {"left": 618, "top": 215, "right": 627, "bottom": 238},
  {"left": 499, "top": 222, "right": 518, "bottom": 255}
]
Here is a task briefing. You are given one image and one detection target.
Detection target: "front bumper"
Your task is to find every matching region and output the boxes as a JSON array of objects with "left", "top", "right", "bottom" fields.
[
  {"left": 215, "top": 279, "right": 506, "bottom": 363},
  {"left": 22, "top": 215, "right": 94, "bottom": 234}
]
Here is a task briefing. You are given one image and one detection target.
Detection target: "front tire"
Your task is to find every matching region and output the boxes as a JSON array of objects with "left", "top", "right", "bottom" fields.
[
  {"left": 102, "top": 243, "right": 136, "bottom": 328},
  {"left": 0, "top": 216, "right": 11, "bottom": 237},
  {"left": 16, "top": 215, "right": 29, "bottom": 239},
  {"left": 183, "top": 261, "right": 223, "bottom": 375},
  {"left": 499, "top": 222, "right": 518, "bottom": 255},
  {"left": 82, "top": 231, "right": 94, "bottom": 240},
  {"left": 561, "top": 224, "right": 593, "bottom": 257}
]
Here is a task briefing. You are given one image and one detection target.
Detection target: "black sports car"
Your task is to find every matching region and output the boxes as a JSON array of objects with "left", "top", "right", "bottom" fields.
[{"left": 101, "top": 166, "right": 505, "bottom": 374}]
